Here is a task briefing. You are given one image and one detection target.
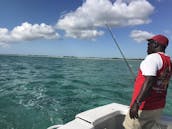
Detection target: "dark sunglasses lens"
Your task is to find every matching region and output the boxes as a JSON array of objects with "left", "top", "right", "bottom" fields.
[{"left": 148, "top": 40, "right": 156, "bottom": 45}]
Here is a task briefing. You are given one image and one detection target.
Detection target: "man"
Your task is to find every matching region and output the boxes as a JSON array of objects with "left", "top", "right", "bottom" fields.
[{"left": 123, "top": 34, "right": 172, "bottom": 129}]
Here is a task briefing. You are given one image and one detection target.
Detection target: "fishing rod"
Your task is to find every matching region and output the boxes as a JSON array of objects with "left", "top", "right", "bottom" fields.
[{"left": 106, "top": 24, "right": 136, "bottom": 78}]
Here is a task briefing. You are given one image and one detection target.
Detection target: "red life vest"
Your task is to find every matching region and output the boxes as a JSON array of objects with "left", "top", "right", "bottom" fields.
[{"left": 130, "top": 53, "right": 172, "bottom": 110}]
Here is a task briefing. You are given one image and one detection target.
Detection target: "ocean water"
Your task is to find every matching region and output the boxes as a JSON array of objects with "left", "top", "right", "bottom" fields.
[{"left": 0, "top": 55, "right": 171, "bottom": 129}]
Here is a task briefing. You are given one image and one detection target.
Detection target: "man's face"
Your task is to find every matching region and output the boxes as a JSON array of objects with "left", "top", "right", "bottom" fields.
[{"left": 147, "top": 41, "right": 155, "bottom": 54}]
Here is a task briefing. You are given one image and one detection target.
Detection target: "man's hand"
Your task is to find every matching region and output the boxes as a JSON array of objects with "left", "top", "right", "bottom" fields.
[
  {"left": 129, "top": 76, "right": 156, "bottom": 119},
  {"left": 129, "top": 102, "right": 139, "bottom": 119}
]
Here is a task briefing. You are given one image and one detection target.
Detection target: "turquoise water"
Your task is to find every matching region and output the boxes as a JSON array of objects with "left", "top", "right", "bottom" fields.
[{"left": 0, "top": 55, "right": 171, "bottom": 129}]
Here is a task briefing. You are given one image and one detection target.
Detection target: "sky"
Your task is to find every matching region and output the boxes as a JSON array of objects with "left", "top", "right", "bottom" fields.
[{"left": 0, "top": 0, "right": 171, "bottom": 58}]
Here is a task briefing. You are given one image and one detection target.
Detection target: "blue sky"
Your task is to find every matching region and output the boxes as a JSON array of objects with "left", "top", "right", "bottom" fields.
[{"left": 0, "top": 0, "right": 171, "bottom": 58}]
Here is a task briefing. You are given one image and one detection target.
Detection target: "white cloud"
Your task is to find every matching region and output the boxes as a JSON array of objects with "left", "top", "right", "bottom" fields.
[
  {"left": 0, "top": 22, "right": 60, "bottom": 47},
  {"left": 0, "top": 0, "right": 155, "bottom": 47},
  {"left": 56, "top": 0, "right": 154, "bottom": 39},
  {"left": 130, "top": 30, "right": 154, "bottom": 43},
  {"left": 0, "top": 42, "right": 9, "bottom": 48},
  {"left": 0, "top": 28, "right": 11, "bottom": 42},
  {"left": 65, "top": 29, "right": 104, "bottom": 39}
]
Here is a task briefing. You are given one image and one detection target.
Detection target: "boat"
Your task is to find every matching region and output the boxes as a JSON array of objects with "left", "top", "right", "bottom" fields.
[{"left": 47, "top": 103, "right": 172, "bottom": 129}]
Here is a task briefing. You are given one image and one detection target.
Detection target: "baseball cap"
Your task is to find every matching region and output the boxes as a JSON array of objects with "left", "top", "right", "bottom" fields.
[{"left": 147, "top": 34, "right": 169, "bottom": 46}]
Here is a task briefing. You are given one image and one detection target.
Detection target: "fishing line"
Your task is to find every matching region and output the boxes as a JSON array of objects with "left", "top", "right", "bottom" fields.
[{"left": 106, "top": 24, "right": 136, "bottom": 79}]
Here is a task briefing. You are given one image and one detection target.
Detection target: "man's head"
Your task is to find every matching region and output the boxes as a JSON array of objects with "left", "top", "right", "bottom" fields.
[{"left": 147, "top": 34, "right": 169, "bottom": 54}]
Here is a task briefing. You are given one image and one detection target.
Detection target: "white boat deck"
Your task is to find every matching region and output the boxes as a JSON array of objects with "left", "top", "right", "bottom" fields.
[{"left": 47, "top": 103, "right": 172, "bottom": 129}]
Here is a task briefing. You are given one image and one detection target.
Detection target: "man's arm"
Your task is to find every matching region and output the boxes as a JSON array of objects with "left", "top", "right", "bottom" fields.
[{"left": 129, "top": 76, "right": 156, "bottom": 119}]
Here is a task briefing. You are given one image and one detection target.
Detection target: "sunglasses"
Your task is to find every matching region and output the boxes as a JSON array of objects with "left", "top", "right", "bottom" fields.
[{"left": 148, "top": 40, "right": 158, "bottom": 46}]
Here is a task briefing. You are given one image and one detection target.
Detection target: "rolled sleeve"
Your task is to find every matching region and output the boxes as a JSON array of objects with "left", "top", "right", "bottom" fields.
[{"left": 140, "top": 53, "right": 163, "bottom": 76}]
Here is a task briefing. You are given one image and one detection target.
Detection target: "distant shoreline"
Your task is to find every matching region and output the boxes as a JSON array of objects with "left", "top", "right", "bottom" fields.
[{"left": 0, "top": 54, "right": 144, "bottom": 60}]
